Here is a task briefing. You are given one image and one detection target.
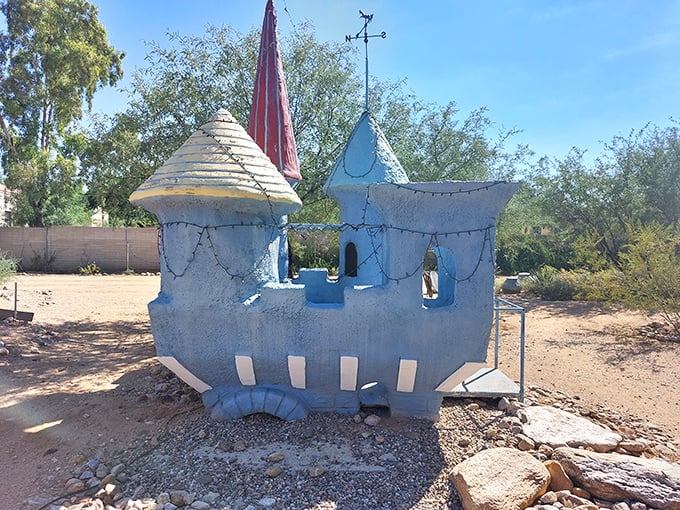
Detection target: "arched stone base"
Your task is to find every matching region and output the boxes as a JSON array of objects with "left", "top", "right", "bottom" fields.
[{"left": 203, "top": 386, "right": 309, "bottom": 421}]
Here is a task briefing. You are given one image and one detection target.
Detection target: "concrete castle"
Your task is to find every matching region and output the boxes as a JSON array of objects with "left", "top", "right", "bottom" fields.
[{"left": 130, "top": 108, "right": 518, "bottom": 420}]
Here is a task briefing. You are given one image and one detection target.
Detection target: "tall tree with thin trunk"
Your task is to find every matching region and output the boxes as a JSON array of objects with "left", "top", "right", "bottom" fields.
[{"left": 0, "top": 0, "right": 123, "bottom": 226}]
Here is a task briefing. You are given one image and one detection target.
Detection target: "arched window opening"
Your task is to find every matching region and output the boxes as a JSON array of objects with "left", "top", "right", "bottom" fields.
[
  {"left": 345, "top": 242, "right": 358, "bottom": 277},
  {"left": 423, "top": 246, "right": 456, "bottom": 309}
]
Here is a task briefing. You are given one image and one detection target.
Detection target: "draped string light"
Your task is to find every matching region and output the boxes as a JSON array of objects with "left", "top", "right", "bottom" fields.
[{"left": 156, "top": 179, "right": 503, "bottom": 284}]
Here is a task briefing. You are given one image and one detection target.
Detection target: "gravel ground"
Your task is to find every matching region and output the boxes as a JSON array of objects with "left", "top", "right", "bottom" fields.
[{"left": 37, "top": 374, "right": 678, "bottom": 510}]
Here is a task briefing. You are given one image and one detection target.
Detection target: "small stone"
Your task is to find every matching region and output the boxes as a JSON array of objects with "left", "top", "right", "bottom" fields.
[
  {"left": 234, "top": 440, "right": 246, "bottom": 452},
  {"left": 630, "top": 503, "right": 647, "bottom": 510},
  {"left": 506, "top": 401, "right": 522, "bottom": 416},
  {"left": 202, "top": 492, "right": 220, "bottom": 504},
  {"left": 217, "top": 440, "right": 233, "bottom": 452},
  {"left": 0, "top": 347, "right": 9, "bottom": 355},
  {"left": 538, "top": 444, "right": 554, "bottom": 457},
  {"left": 611, "top": 503, "right": 631, "bottom": 510},
  {"left": 197, "top": 474, "right": 212, "bottom": 485},
  {"left": 109, "top": 463, "right": 125, "bottom": 477},
  {"left": 67, "top": 480, "right": 85, "bottom": 493},
  {"left": 163, "top": 503, "right": 178, "bottom": 510},
  {"left": 543, "top": 460, "right": 573, "bottom": 491},
  {"left": 498, "top": 416, "right": 514, "bottom": 429},
  {"left": 555, "top": 489, "right": 593, "bottom": 507},
  {"left": 375, "top": 435, "right": 385, "bottom": 444},
  {"left": 379, "top": 453, "right": 397, "bottom": 462},
  {"left": 498, "top": 397, "right": 510, "bottom": 411},
  {"left": 86, "top": 458, "right": 100, "bottom": 470},
  {"left": 25, "top": 495, "right": 53, "bottom": 507},
  {"left": 571, "top": 486, "right": 591, "bottom": 499},
  {"left": 80, "top": 470, "right": 95, "bottom": 480},
  {"left": 71, "top": 454, "right": 87, "bottom": 465},
  {"left": 104, "top": 483, "right": 117, "bottom": 495},
  {"left": 539, "top": 491, "right": 558, "bottom": 504},
  {"left": 96, "top": 463, "right": 109, "bottom": 478},
  {"left": 190, "top": 502, "right": 211, "bottom": 510},
  {"left": 265, "top": 465, "right": 283, "bottom": 478},
  {"left": 353, "top": 414, "right": 363, "bottom": 424},
  {"left": 170, "top": 490, "right": 194, "bottom": 506},
  {"left": 267, "top": 451, "right": 285, "bottom": 463},
  {"left": 364, "top": 414, "right": 381, "bottom": 426},
  {"left": 466, "top": 402, "right": 481, "bottom": 411},
  {"left": 485, "top": 428, "right": 499, "bottom": 439},
  {"left": 258, "top": 498, "right": 276, "bottom": 507},
  {"left": 309, "top": 466, "right": 326, "bottom": 477},
  {"left": 517, "top": 433, "right": 536, "bottom": 451},
  {"left": 156, "top": 493, "right": 170, "bottom": 505},
  {"left": 458, "top": 437, "right": 471, "bottom": 447}
]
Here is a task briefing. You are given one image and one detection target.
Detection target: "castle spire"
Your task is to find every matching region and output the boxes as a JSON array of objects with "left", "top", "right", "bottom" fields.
[{"left": 248, "top": 0, "right": 301, "bottom": 182}]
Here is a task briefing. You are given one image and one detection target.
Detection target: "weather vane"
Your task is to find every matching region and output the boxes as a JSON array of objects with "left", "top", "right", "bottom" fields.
[{"left": 345, "top": 10, "right": 386, "bottom": 112}]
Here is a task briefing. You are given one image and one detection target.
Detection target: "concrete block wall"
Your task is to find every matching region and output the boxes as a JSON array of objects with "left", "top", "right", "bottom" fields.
[{"left": 0, "top": 227, "right": 160, "bottom": 273}]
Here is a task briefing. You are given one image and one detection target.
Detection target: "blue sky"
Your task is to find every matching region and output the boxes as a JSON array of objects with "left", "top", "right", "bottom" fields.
[{"left": 89, "top": 0, "right": 680, "bottom": 162}]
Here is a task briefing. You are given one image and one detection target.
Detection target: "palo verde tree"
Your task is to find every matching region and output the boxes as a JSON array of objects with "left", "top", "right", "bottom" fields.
[
  {"left": 533, "top": 122, "right": 680, "bottom": 268},
  {"left": 0, "top": 0, "right": 123, "bottom": 226}
]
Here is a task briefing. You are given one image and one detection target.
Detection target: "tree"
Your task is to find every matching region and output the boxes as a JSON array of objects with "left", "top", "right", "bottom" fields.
[
  {"left": 0, "top": 0, "right": 123, "bottom": 225},
  {"left": 84, "top": 22, "right": 529, "bottom": 226},
  {"left": 83, "top": 23, "right": 365, "bottom": 225},
  {"left": 534, "top": 123, "right": 680, "bottom": 268}
]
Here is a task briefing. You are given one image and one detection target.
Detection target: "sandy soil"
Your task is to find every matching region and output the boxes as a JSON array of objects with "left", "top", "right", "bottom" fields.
[{"left": 0, "top": 274, "right": 679, "bottom": 508}]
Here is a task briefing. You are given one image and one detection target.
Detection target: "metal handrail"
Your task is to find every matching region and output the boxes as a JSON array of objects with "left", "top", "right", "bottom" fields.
[{"left": 494, "top": 297, "right": 526, "bottom": 402}]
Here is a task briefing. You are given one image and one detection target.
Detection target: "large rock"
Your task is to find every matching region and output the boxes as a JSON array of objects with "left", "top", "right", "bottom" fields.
[
  {"left": 552, "top": 446, "right": 680, "bottom": 510},
  {"left": 521, "top": 406, "right": 622, "bottom": 453},
  {"left": 451, "top": 447, "right": 550, "bottom": 510}
]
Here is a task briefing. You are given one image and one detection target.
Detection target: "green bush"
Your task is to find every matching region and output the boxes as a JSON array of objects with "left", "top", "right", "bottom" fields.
[
  {"left": 618, "top": 222, "right": 680, "bottom": 333},
  {"left": 0, "top": 251, "right": 18, "bottom": 285},
  {"left": 521, "top": 266, "right": 581, "bottom": 301},
  {"left": 288, "top": 230, "right": 339, "bottom": 276}
]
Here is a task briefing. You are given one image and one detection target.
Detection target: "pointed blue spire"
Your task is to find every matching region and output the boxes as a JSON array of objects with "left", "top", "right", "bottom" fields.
[{"left": 324, "top": 112, "right": 408, "bottom": 195}]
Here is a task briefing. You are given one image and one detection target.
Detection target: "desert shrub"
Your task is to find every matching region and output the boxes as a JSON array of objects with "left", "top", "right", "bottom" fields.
[
  {"left": 79, "top": 262, "right": 101, "bottom": 275},
  {"left": 0, "top": 251, "right": 17, "bottom": 285},
  {"left": 618, "top": 223, "right": 680, "bottom": 332},
  {"left": 521, "top": 266, "right": 581, "bottom": 301},
  {"left": 572, "top": 268, "right": 625, "bottom": 302}
]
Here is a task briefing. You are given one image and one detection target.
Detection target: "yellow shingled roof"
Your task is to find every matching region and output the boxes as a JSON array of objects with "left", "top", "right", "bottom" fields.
[{"left": 129, "top": 109, "right": 301, "bottom": 212}]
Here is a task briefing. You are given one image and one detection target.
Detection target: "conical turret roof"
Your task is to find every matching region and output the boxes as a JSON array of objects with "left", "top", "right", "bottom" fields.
[
  {"left": 324, "top": 111, "right": 408, "bottom": 194},
  {"left": 248, "top": 0, "right": 301, "bottom": 181},
  {"left": 129, "top": 109, "right": 301, "bottom": 215}
]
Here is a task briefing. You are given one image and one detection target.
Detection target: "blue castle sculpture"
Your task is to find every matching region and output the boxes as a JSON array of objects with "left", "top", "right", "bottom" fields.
[{"left": 130, "top": 109, "right": 518, "bottom": 419}]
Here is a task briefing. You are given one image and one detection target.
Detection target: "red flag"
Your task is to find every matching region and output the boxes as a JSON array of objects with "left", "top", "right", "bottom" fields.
[{"left": 248, "top": 0, "right": 301, "bottom": 181}]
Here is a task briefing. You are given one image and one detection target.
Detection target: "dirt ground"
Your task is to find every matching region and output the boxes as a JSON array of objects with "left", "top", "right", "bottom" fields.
[{"left": 1, "top": 273, "right": 679, "bottom": 508}]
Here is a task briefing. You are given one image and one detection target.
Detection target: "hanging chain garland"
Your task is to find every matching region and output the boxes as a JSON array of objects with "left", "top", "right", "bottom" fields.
[{"left": 157, "top": 179, "right": 503, "bottom": 283}]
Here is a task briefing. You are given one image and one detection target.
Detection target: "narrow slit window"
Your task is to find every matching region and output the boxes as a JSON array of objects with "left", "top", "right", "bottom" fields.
[{"left": 345, "top": 242, "right": 358, "bottom": 277}]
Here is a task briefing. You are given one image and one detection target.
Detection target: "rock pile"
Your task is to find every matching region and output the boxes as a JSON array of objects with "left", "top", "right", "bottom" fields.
[
  {"left": 452, "top": 398, "right": 680, "bottom": 510},
  {"left": 638, "top": 321, "right": 680, "bottom": 343},
  {"left": 24, "top": 383, "right": 680, "bottom": 510}
]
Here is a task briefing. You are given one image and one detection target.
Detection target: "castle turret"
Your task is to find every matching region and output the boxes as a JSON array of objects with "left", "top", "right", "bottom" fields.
[
  {"left": 130, "top": 108, "right": 301, "bottom": 301},
  {"left": 323, "top": 112, "right": 408, "bottom": 285}
]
